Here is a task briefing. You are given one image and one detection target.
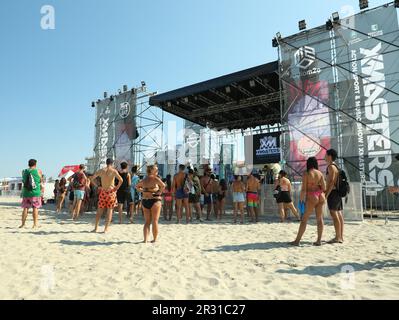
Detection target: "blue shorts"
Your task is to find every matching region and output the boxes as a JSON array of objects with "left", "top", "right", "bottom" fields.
[
  {"left": 176, "top": 188, "right": 189, "bottom": 200},
  {"left": 74, "top": 190, "right": 85, "bottom": 201},
  {"left": 203, "top": 194, "right": 212, "bottom": 205}
]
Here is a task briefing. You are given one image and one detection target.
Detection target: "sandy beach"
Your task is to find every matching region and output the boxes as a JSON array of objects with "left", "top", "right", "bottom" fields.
[{"left": 0, "top": 196, "right": 398, "bottom": 300}]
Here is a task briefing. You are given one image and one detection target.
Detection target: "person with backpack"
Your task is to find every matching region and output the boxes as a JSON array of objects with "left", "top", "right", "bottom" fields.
[
  {"left": 68, "top": 164, "right": 88, "bottom": 221},
  {"left": 325, "top": 149, "right": 346, "bottom": 244},
  {"left": 20, "top": 159, "right": 43, "bottom": 229}
]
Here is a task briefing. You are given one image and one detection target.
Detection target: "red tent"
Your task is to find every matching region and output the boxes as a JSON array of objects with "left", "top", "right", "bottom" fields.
[{"left": 58, "top": 165, "right": 80, "bottom": 177}]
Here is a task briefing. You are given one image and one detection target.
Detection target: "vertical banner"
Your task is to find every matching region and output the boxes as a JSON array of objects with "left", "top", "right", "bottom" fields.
[
  {"left": 280, "top": 4, "right": 399, "bottom": 191},
  {"left": 94, "top": 92, "right": 138, "bottom": 170}
]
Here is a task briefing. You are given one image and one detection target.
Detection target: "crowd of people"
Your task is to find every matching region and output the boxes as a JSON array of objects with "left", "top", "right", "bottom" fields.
[{"left": 18, "top": 148, "right": 356, "bottom": 245}]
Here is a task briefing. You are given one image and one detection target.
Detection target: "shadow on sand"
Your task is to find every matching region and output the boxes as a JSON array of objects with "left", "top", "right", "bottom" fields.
[
  {"left": 276, "top": 260, "right": 399, "bottom": 277},
  {"left": 204, "top": 241, "right": 296, "bottom": 252},
  {"left": 54, "top": 240, "right": 132, "bottom": 247}
]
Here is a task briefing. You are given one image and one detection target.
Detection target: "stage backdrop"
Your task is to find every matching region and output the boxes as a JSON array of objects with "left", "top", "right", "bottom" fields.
[
  {"left": 93, "top": 91, "right": 138, "bottom": 171},
  {"left": 280, "top": 4, "right": 399, "bottom": 194}
]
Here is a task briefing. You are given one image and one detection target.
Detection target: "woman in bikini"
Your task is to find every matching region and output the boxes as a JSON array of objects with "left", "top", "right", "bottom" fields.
[
  {"left": 291, "top": 157, "right": 326, "bottom": 246},
  {"left": 135, "top": 165, "right": 165, "bottom": 243},
  {"left": 276, "top": 171, "right": 300, "bottom": 222},
  {"left": 56, "top": 178, "right": 67, "bottom": 213}
]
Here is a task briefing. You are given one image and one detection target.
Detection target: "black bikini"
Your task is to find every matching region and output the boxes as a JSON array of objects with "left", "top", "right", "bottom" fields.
[{"left": 142, "top": 198, "right": 161, "bottom": 209}]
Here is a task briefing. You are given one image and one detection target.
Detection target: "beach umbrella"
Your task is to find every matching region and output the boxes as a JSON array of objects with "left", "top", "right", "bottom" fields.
[{"left": 58, "top": 165, "right": 80, "bottom": 178}]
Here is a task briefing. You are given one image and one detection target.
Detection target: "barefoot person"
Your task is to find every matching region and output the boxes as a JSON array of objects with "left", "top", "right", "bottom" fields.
[
  {"left": 246, "top": 170, "right": 261, "bottom": 223},
  {"left": 116, "top": 162, "right": 132, "bottom": 224},
  {"left": 232, "top": 175, "right": 246, "bottom": 224},
  {"left": 200, "top": 168, "right": 213, "bottom": 221},
  {"left": 20, "top": 159, "right": 43, "bottom": 229},
  {"left": 135, "top": 165, "right": 165, "bottom": 243},
  {"left": 163, "top": 175, "right": 174, "bottom": 221},
  {"left": 172, "top": 164, "right": 190, "bottom": 224},
  {"left": 188, "top": 169, "right": 202, "bottom": 222},
  {"left": 276, "top": 170, "right": 300, "bottom": 222},
  {"left": 90, "top": 158, "right": 123, "bottom": 233},
  {"left": 68, "top": 164, "right": 88, "bottom": 221},
  {"left": 56, "top": 177, "right": 67, "bottom": 213},
  {"left": 217, "top": 179, "right": 227, "bottom": 221},
  {"left": 325, "top": 149, "right": 344, "bottom": 244},
  {"left": 129, "top": 165, "right": 141, "bottom": 223},
  {"left": 291, "top": 157, "right": 326, "bottom": 246}
]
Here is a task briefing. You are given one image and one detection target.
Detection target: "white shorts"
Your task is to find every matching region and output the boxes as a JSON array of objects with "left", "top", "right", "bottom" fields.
[{"left": 233, "top": 192, "right": 245, "bottom": 203}]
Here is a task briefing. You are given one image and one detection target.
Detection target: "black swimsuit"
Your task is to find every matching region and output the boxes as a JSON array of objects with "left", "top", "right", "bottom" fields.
[{"left": 142, "top": 198, "right": 161, "bottom": 209}]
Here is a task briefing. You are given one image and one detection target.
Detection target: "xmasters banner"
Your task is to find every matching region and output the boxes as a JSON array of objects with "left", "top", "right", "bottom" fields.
[
  {"left": 94, "top": 91, "right": 138, "bottom": 170},
  {"left": 280, "top": 4, "right": 399, "bottom": 189}
]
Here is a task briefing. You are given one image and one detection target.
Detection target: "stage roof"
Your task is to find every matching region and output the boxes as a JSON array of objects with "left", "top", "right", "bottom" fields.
[{"left": 149, "top": 61, "right": 281, "bottom": 130}]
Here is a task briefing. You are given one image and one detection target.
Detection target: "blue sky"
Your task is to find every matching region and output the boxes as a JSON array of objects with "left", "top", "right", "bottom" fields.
[{"left": 0, "top": 0, "right": 389, "bottom": 178}]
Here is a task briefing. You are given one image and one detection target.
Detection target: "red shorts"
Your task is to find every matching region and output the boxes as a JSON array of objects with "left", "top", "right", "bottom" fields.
[
  {"left": 98, "top": 190, "right": 117, "bottom": 209},
  {"left": 21, "top": 197, "right": 42, "bottom": 209}
]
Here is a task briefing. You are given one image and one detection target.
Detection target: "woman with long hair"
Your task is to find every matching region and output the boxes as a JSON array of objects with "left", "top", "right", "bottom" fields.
[
  {"left": 291, "top": 157, "right": 326, "bottom": 246},
  {"left": 135, "top": 165, "right": 165, "bottom": 243},
  {"left": 163, "top": 175, "right": 174, "bottom": 221},
  {"left": 56, "top": 178, "right": 67, "bottom": 213},
  {"left": 217, "top": 179, "right": 227, "bottom": 221},
  {"left": 276, "top": 170, "right": 300, "bottom": 222}
]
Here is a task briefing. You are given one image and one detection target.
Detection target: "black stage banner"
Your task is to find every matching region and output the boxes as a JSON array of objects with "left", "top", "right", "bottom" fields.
[{"left": 253, "top": 132, "right": 281, "bottom": 165}]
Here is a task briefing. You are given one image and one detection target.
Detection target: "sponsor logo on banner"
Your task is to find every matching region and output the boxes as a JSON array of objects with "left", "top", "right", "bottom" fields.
[
  {"left": 295, "top": 46, "right": 316, "bottom": 69},
  {"left": 292, "top": 46, "right": 321, "bottom": 78},
  {"left": 119, "top": 102, "right": 130, "bottom": 119},
  {"left": 99, "top": 107, "right": 111, "bottom": 166},
  {"left": 256, "top": 136, "right": 280, "bottom": 156}
]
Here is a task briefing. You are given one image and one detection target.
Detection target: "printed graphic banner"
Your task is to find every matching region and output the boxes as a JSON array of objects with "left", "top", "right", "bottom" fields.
[
  {"left": 94, "top": 92, "right": 138, "bottom": 170},
  {"left": 280, "top": 4, "right": 399, "bottom": 189},
  {"left": 252, "top": 133, "right": 281, "bottom": 165}
]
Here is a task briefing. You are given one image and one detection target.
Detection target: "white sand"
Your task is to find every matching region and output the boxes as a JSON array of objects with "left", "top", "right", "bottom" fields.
[{"left": 0, "top": 196, "right": 398, "bottom": 300}]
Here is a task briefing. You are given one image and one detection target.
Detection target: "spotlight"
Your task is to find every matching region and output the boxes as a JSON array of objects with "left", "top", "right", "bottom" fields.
[
  {"left": 225, "top": 86, "right": 231, "bottom": 93},
  {"left": 97, "top": 99, "right": 101, "bottom": 103},
  {"left": 184, "top": 97, "right": 189, "bottom": 103},
  {"left": 359, "top": 0, "right": 369, "bottom": 10},
  {"left": 123, "top": 85, "right": 128, "bottom": 92},
  {"left": 395, "top": 0, "right": 399, "bottom": 8},
  {"left": 167, "top": 102, "right": 172, "bottom": 107},
  {"left": 249, "top": 80, "right": 256, "bottom": 88},
  {"left": 276, "top": 32, "right": 282, "bottom": 39},
  {"left": 131, "top": 88, "right": 136, "bottom": 94},
  {"left": 91, "top": 101, "right": 95, "bottom": 108},
  {"left": 104, "top": 92, "right": 107, "bottom": 99},
  {"left": 272, "top": 37, "right": 279, "bottom": 48},
  {"left": 118, "top": 89, "right": 122, "bottom": 95},
  {"left": 326, "top": 19, "right": 334, "bottom": 31},
  {"left": 141, "top": 81, "right": 146, "bottom": 87},
  {"left": 110, "top": 95, "right": 114, "bottom": 102},
  {"left": 332, "top": 12, "right": 340, "bottom": 22},
  {"left": 298, "top": 20, "right": 307, "bottom": 31}
]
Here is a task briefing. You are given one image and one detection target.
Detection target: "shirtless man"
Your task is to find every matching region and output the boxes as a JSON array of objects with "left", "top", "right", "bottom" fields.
[
  {"left": 246, "top": 170, "right": 261, "bottom": 222},
  {"left": 325, "top": 149, "right": 344, "bottom": 244},
  {"left": 90, "top": 158, "right": 123, "bottom": 233},
  {"left": 200, "top": 168, "right": 213, "bottom": 221},
  {"left": 172, "top": 164, "right": 189, "bottom": 224}
]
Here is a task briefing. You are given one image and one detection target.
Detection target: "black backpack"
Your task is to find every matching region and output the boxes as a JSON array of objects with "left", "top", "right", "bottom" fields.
[
  {"left": 332, "top": 164, "right": 350, "bottom": 198},
  {"left": 24, "top": 170, "right": 37, "bottom": 191}
]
